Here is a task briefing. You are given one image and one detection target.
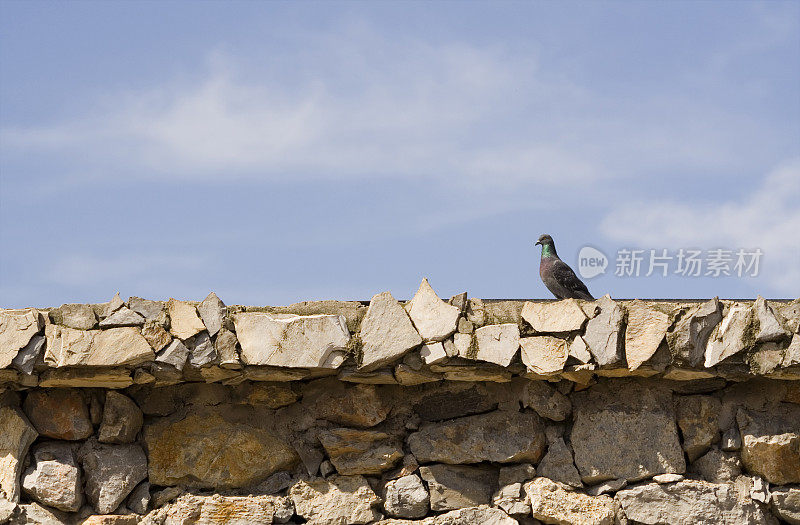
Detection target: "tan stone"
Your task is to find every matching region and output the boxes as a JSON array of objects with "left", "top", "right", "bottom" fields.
[
  {"left": 38, "top": 369, "right": 133, "bottom": 388},
  {"left": 525, "top": 477, "right": 615, "bottom": 525},
  {"left": 164, "top": 493, "right": 277, "bottom": 525},
  {"left": 520, "top": 336, "right": 569, "bottom": 375},
  {"left": 23, "top": 388, "right": 93, "bottom": 440},
  {"left": 48, "top": 303, "right": 97, "bottom": 330},
  {"left": 22, "top": 442, "right": 83, "bottom": 512},
  {"left": 394, "top": 364, "right": 442, "bottom": 385},
  {"left": 301, "top": 379, "right": 391, "bottom": 428},
  {"left": 521, "top": 299, "right": 587, "bottom": 333},
  {"left": 705, "top": 304, "right": 754, "bottom": 367},
  {"left": 44, "top": 325, "right": 153, "bottom": 367},
  {"left": 470, "top": 324, "right": 520, "bottom": 367},
  {"left": 318, "top": 428, "right": 403, "bottom": 475},
  {"left": 0, "top": 406, "right": 38, "bottom": 502},
  {"left": 430, "top": 361, "right": 512, "bottom": 382},
  {"left": 737, "top": 405, "right": 800, "bottom": 485},
  {"left": 359, "top": 291, "right": 422, "bottom": 370},
  {"left": 289, "top": 475, "right": 381, "bottom": 525},
  {"left": 404, "top": 278, "right": 460, "bottom": 342},
  {"left": 167, "top": 298, "right": 206, "bottom": 340},
  {"left": 419, "top": 464, "right": 494, "bottom": 511},
  {"left": 141, "top": 319, "right": 171, "bottom": 351},
  {"left": 625, "top": 300, "right": 671, "bottom": 370},
  {"left": 80, "top": 516, "right": 139, "bottom": 525},
  {"left": 0, "top": 308, "right": 43, "bottom": 368},
  {"left": 238, "top": 382, "right": 298, "bottom": 408}
]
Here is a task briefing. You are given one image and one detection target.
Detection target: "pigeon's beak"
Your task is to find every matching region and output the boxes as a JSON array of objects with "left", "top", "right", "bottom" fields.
[{"left": 535, "top": 240, "right": 542, "bottom": 246}]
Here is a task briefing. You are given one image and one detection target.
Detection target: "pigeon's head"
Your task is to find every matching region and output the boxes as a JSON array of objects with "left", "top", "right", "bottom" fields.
[{"left": 535, "top": 234, "right": 554, "bottom": 246}]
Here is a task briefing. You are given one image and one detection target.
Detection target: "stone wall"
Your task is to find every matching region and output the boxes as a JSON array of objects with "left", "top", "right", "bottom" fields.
[{"left": 1, "top": 280, "right": 799, "bottom": 524}]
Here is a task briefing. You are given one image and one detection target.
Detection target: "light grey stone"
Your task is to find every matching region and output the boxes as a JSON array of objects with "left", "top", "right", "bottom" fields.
[
  {"left": 705, "top": 304, "right": 755, "bottom": 367},
  {"left": 48, "top": 303, "right": 97, "bottom": 330},
  {"left": 754, "top": 296, "right": 789, "bottom": 342},
  {"left": 616, "top": 479, "right": 777, "bottom": 525},
  {"left": 770, "top": 486, "right": 800, "bottom": 524},
  {"left": 652, "top": 473, "right": 684, "bottom": 483},
  {"left": 429, "top": 506, "right": 518, "bottom": 525},
  {"left": 583, "top": 295, "right": 624, "bottom": 367},
  {"left": 359, "top": 291, "right": 422, "bottom": 371},
  {"left": 11, "top": 502, "right": 71, "bottom": 525},
  {"left": 11, "top": 334, "right": 44, "bottom": 375},
  {"left": 0, "top": 406, "right": 38, "bottom": 503},
  {"left": 103, "top": 292, "right": 125, "bottom": 318},
  {"left": 383, "top": 474, "right": 429, "bottom": 518},
  {"left": 721, "top": 426, "right": 742, "bottom": 451},
  {"left": 525, "top": 477, "right": 615, "bottom": 525},
  {"left": 167, "top": 298, "right": 206, "bottom": 340},
  {"left": 289, "top": 475, "right": 381, "bottom": 525},
  {"left": 585, "top": 478, "right": 627, "bottom": 496},
  {"left": 234, "top": 312, "right": 350, "bottom": 368},
  {"left": 0, "top": 495, "right": 14, "bottom": 523},
  {"left": 419, "top": 464, "right": 495, "bottom": 511},
  {"left": 521, "top": 380, "right": 572, "bottom": 421},
  {"left": 675, "top": 395, "right": 721, "bottom": 461},
  {"left": 155, "top": 339, "right": 190, "bottom": 371},
  {"left": 98, "top": 307, "right": 144, "bottom": 328},
  {"left": 197, "top": 292, "right": 226, "bottom": 337},
  {"left": 737, "top": 404, "right": 800, "bottom": 484},
  {"left": 568, "top": 335, "right": 592, "bottom": 363},
  {"left": 498, "top": 464, "right": 537, "bottom": 486},
  {"left": 98, "top": 391, "right": 143, "bottom": 444},
  {"left": 21, "top": 442, "right": 83, "bottom": 512},
  {"left": 215, "top": 327, "right": 241, "bottom": 368},
  {"left": 667, "top": 298, "right": 722, "bottom": 367},
  {"left": 625, "top": 300, "right": 671, "bottom": 370},
  {"left": 187, "top": 331, "right": 217, "bottom": 368},
  {"left": 492, "top": 482, "right": 529, "bottom": 516},
  {"left": 404, "top": 278, "right": 460, "bottom": 342},
  {"left": 44, "top": 325, "right": 153, "bottom": 367},
  {"left": 471, "top": 324, "right": 520, "bottom": 367},
  {"left": 571, "top": 381, "right": 685, "bottom": 483},
  {"left": 126, "top": 481, "right": 150, "bottom": 515},
  {"left": 419, "top": 342, "right": 447, "bottom": 365},
  {"left": 537, "top": 437, "right": 582, "bottom": 488},
  {"left": 79, "top": 439, "right": 148, "bottom": 514},
  {"left": 520, "top": 336, "right": 569, "bottom": 375},
  {"left": 0, "top": 308, "right": 43, "bottom": 369},
  {"left": 408, "top": 410, "right": 546, "bottom": 465},
  {"left": 128, "top": 297, "right": 166, "bottom": 321},
  {"left": 522, "top": 298, "right": 588, "bottom": 333},
  {"left": 690, "top": 448, "right": 741, "bottom": 483}
]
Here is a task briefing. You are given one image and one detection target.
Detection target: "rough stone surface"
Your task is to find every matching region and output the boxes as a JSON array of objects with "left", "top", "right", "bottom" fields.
[
  {"left": 289, "top": 475, "right": 381, "bottom": 525},
  {"left": 583, "top": 295, "right": 625, "bottom": 367},
  {"left": 98, "top": 391, "right": 143, "bottom": 444},
  {"left": 44, "top": 325, "right": 154, "bottom": 367},
  {"left": 690, "top": 448, "right": 741, "bottom": 483},
  {"left": 359, "top": 291, "right": 423, "bottom": 371},
  {"left": 21, "top": 441, "right": 83, "bottom": 512},
  {"left": 419, "top": 464, "right": 495, "bottom": 511},
  {"left": 737, "top": 404, "right": 800, "bottom": 484},
  {"left": 128, "top": 297, "right": 165, "bottom": 321},
  {"left": 23, "top": 388, "right": 93, "bottom": 440},
  {"left": 770, "top": 486, "right": 800, "bottom": 524},
  {"left": 126, "top": 481, "right": 150, "bottom": 515},
  {"left": 522, "top": 299, "right": 588, "bottom": 333},
  {"left": 668, "top": 298, "right": 723, "bottom": 367},
  {"left": 754, "top": 296, "right": 789, "bottom": 342},
  {"left": 536, "top": 438, "right": 582, "bottom": 488},
  {"left": 419, "top": 342, "right": 447, "bottom": 365},
  {"left": 197, "top": 291, "right": 226, "bottom": 337},
  {"left": 625, "top": 300, "right": 671, "bottom": 370},
  {"left": 0, "top": 405, "right": 38, "bottom": 502},
  {"left": 428, "top": 506, "right": 518, "bottom": 525},
  {"left": 79, "top": 439, "right": 148, "bottom": 514},
  {"left": 163, "top": 493, "right": 278, "bottom": 524},
  {"left": 404, "top": 278, "right": 460, "bottom": 342},
  {"left": 524, "top": 477, "right": 615, "bottom": 525},
  {"left": 384, "top": 474, "right": 429, "bottom": 519},
  {"left": 214, "top": 327, "right": 241, "bottom": 368},
  {"left": 11, "top": 334, "right": 45, "bottom": 375},
  {"left": 167, "top": 298, "right": 206, "bottom": 340},
  {"left": 521, "top": 380, "right": 572, "bottom": 421},
  {"left": 571, "top": 381, "right": 685, "bottom": 483},
  {"left": 140, "top": 319, "right": 171, "bottom": 352},
  {"left": 471, "top": 324, "right": 520, "bottom": 367},
  {"left": 498, "top": 463, "right": 537, "bottom": 486},
  {"left": 187, "top": 331, "right": 217, "bottom": 368},
  {"left": 144, "top": 404, "right": 297, "bottom": 488},
  {"left": 301, "top": 379, "right": 391, "bottom": 428},
  {"left": 491, "top": 482, "right": 529, "bottom": 516},
  {"left": 38, "top": 369, "right": 133, "bottom": 388},
  {"left": 616, "top": 479, "right": 777, "bottom": 525},
  {"left": 410, "top": 382, "right": 496, "bottom": 422},
  {"left": 1, "top": 309, "right": 43, "bottom": 369},
  {"left": 318, "top": 428, "right": 403, "bottom": 475},
  {"left": 675, "top": 395, "right": 721, "bottom": 461},
  {"left": 520, "top": 336, "right": 569, "bottom": 375},
  {"left": 705, "top": 304, "right": 754, "bottom": 367},
  {"left": 155, "top": 338, "right": 190, "bottom": 370},
  {"left": 48, "top": 303, "right": 97, "bottom": 330},
  {"left": 234, "top": 312, "right": 350, "bottom": 368},
  {"left": 408, "top": 410, "right": 546, "bottom": 464},
  {"left": 98, "top": 306, "right": 145, "bottom": 328}
]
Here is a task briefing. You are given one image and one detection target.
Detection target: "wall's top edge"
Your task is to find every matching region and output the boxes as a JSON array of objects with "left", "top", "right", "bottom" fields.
[{"left": 1, "top": 288, "right": 798, "bottom": 389}]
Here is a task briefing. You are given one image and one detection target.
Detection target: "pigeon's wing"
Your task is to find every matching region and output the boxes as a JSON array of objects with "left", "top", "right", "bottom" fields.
[{"left": 551, "top": 259, "right": 594, "bottom": 300}]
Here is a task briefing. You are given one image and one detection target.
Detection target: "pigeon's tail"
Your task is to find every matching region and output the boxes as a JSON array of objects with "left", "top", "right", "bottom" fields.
[{"left": 574, "top": 290, "right": 595, "bottom": 301}]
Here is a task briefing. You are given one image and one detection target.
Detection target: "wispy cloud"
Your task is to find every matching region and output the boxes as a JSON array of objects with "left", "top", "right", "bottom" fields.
[{"left": 600, "top": 160, "right": 800, "bottom": 292}]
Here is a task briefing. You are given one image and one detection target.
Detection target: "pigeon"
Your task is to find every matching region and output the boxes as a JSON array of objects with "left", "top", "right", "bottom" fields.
[{"left": 535, "top": 234, "right": 595, "bottom": 300}]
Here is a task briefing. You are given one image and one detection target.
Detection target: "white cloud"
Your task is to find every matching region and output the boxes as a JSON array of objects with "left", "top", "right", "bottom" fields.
[{"left": 600, "top": 160, "right": 800, "bottom": 293}]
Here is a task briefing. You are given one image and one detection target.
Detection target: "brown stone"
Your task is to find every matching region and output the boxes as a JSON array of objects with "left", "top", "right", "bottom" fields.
[
  {"left": 0, "top": 406, "right": 38, "bottom": 502},
  {"left": 98, "top": 391, "right": 143, "bottom": 444},
  {"left": 675, "top": 395, "right": 721, "bottom": 462},
  {"left": 23, "top": 388, "right": 93, "bottom": 440},
  {"left": 737, "top": 404, "right": 800, "bottom": 484},
  {"left": 318, "top": 428, "right": 403, "bottom": 475}
]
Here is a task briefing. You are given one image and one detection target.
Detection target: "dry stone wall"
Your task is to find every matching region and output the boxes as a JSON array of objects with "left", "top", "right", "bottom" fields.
[{"left": 1, "top": 280, "right": 799, "bottom": 525}]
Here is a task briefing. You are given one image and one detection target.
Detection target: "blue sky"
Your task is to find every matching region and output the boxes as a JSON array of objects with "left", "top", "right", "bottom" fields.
[{"left": 1, "top": 1, "right": 798, "bottom": 307}]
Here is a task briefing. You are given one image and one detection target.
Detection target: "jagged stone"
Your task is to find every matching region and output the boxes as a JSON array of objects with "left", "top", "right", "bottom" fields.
[
  {"left": 11, "top": 334, "right": 44, "bottom": 375},
  {"left": 522, "top": 299, "right": 588, "bottom": 333},
  {"left": 491, "top": 482, "right": 529, "bottom": 516},
  {"left": 737, "top": 404, "right": 800, "bottom": 484},
  {"left": 128, "top": 297, "right": 165, "bottom": 321},
  {"left": 770, "top": 486, "right": 800, "bottom": 524},
  {"left": 571, "top": 381, "right": 685, "bottom": 483},
  {"left": 140, "top": 319, "right": 171, "bottom": 352},
  {"left": 754, "top": 296, "right": 789, "bottom": 342},
  {"left": 419, "top": 342, "right": 447, "bottom": 365},
  {"left": 44, "top": 325, "right": 153, "bottom": 367},
  {"left": 98, "top": 307, "right": 144, "bottom": 328},
  {"left": 126, "top": 481, "right": 150, "bottom": 515},
  {"left": 166, "top": 298, "right": 206, "bottom": 340},
  {"left": 457, "top": 318, "right": 473, "bottom": 334},
  {"left": 408, "top": 410, "right": 546, "bottom": 464},
  {"left": 524, "top": 477, "right": 615, "bottom": 525},
  {"left": 404, "top": 279, "right": 460, "bottom": 342},
  {"left": 419, "top": 464, "right": 495, "bottom": 511},
  {"left": 155, "top": 338, "right": 189, "bottom": 370},
  {"left": 144, "top": 404, "right": 297, "bottom": 488},
  {"left": 470, "top": 324, "right": 520, "bottom": 367},
  {"left": 720, "top": 426, "right": 741, "bottom": 451},
  {"left": 428, "top": 506, "right": 517, "bottom": 525},
  {"left": 520, "top": 336, "right": 569, "bottom": 375},
  {"left": 667, "top": 298, "right": 723, "bottom": 367},
  {"left": 568, "top": 335, "right": 592, "bottom": 363},
  {"left": 79, "top": 439, "right": 148, "bottom": 514},
  {"left": 23, "top": 388, "right": 93, "bottom": 440},
  {"left": 452, "top": 333, "right": 471, "bottom": 356},
  {"left": 214, "top": 327, "right": 241, "bottom": 368},
  {"left": 163, "top": 493, "right": 279, "bottom": 524},
  {"left": 675, "top": 395, "right": 721, "bottom": 461},
  {"left": 21, "top": 442, "right": 83, "bottom": 512},
  {"left": 318, "top": 428, "right": 403, "bottom": 475},
  {"left": 12, "top": 501, "right": 72, "bottom": 524},
  {"left": 690, "top": 448, "right": 741, "bottom": 483},
  {"left": 187, "top": 331, "right": 217, "bottom": 368},
  {"left": 48, "top": 303, "right": 97, "bottom": 330},
  {"left": 238, "top": 382, "right": 298, "bottom": 408},
  {"left": 234, "top": 312, "right": 350, "bottom": 368},
  {"left": 289, "top": 475, "right": 381, "bottom": 525},
  {"left": 625, "top": 300, "right": 671, "bottom": 370},
  {"left": 98, "top": 391, "right": 143, "bottom": 444},
  {"left": 102, "top": 292, "right": 125, "bottom": 318},
  {"left": 0, "top": 406, "right": 38, "bottom": 502},
  {"left": 384, "top": 474, "right": 429, "bottom": 519},
  {"left": 359, "top": 291, "right": 422, "bottom": 371},
  {"left": 0, "top": 308, "right": 43, "bottom": 368},
  {"left": 652, "top": 473, "right": 684, "bottom": 483},
  {"left": 521, "top": 380, "right": 572, "bottom": 421},
  {"left": 536, "top": 437, "right": 582, "bottom": 488},
  {"left": 705, "top": 304, "right": 755, "bottom": 367},
  {"left": 582, "top": 295, "right": 624, "bottom": 367},
  {"left": 616, "top": 478, "right": 777, "bottom": 525},
  {"left": 301, "top": 379, "right": 391, "bottom": 428},
  {"left": 197, "top": 292, "right": 226, "bottom": 337}
]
